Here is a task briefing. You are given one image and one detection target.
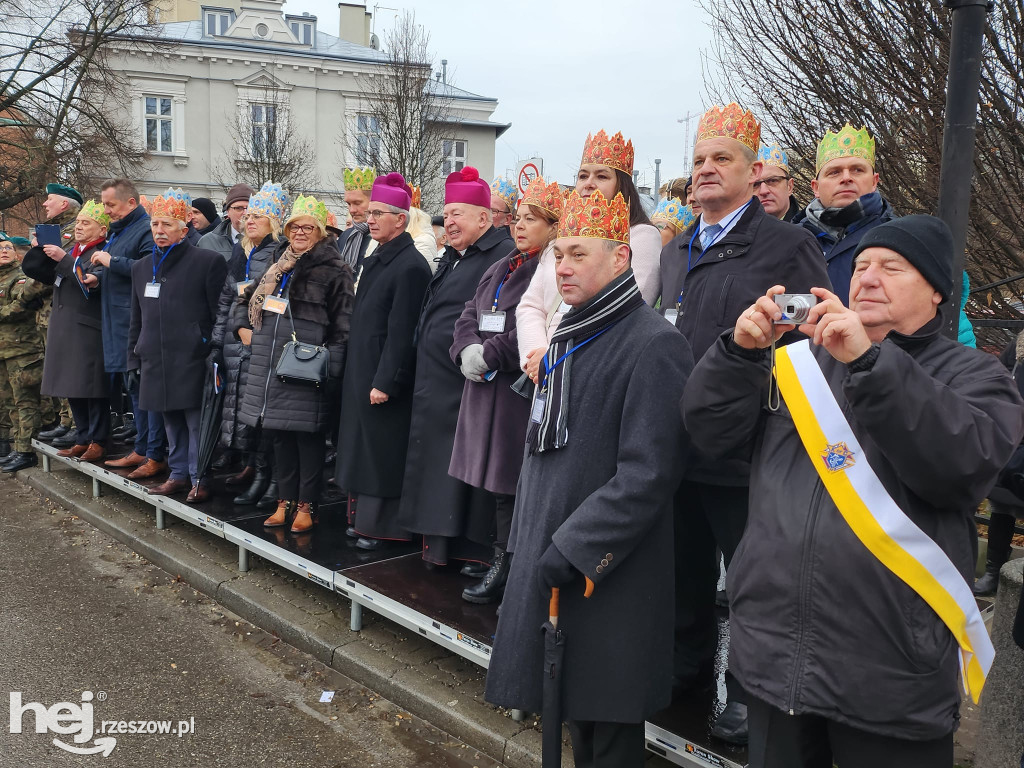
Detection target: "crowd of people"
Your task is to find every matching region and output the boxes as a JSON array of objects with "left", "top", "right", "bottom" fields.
[{"left": 3, "top": 102, "right": 1024, "bottom": 768}]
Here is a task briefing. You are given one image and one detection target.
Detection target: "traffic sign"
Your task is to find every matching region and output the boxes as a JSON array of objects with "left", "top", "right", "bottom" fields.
[{"left": 516, "top": 158, "right": 543, "bottom": 195}]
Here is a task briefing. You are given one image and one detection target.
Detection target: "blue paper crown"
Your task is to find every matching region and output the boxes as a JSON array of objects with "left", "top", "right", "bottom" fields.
[
  {"left": 490, "top": 177, "right": 518, "bottom": 211},
  {"left": 652, "top": 197, "right": 695, "bottom": 231},
  {"left": 163, "top": 187, "right": 192, "bottom": 206},
  {"left": 757, "top": 143, "right": 790, "bottom": 173},
  {"left": 248, "top": 182, "right": 289, "bottom": 222}
]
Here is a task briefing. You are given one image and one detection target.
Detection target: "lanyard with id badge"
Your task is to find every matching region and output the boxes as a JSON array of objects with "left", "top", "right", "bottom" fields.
[
  {"left": 263, "top": 271, "right": 291, "bottom": 314},
  {"left": 145, "top": 242, "right": 179, "bottom": 298},
  {"left": 479, "top": 263, "right": 514, "bottom": 333},
  {"left": 237, "top": 247, "right": 257, "bottom": 297},
  {"left": 532, "top": 324, "right": 615, "bottom": 424}
]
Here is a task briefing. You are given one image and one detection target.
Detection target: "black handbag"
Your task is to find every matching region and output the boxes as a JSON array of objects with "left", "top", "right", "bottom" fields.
[{"left": 274, "top": 296, "right": 330, "bottom": 387}]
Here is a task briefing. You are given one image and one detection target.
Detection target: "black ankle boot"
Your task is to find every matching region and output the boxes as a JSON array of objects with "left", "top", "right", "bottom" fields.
[
  {"left": 255, "top": 479, "right": 279, "bottom": 510},
  {"left": 462, "top": 550, "right": 512, "bottom": 604},
  {"left": 975, "top": 512, "right": 1015, "bottom": 596},
  {"left": 234, "top": 463, "right": 271, "bottom": 505}
]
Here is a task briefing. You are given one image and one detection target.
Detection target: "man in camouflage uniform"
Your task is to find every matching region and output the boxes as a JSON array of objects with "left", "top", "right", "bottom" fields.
[
  {"left": 0, "top": 234, "right": 30, "bottom": 461},
  {"left": 0, "top": 234, "right": 45, "bottom": 472}
]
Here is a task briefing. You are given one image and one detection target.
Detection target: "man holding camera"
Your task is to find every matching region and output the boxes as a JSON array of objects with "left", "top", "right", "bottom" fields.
[
  {"left": 661, "top": 103, "right": 829, "bottom": 743},
  {"left": 682, "top": 215, "right": 1024, "bottom": 767}
]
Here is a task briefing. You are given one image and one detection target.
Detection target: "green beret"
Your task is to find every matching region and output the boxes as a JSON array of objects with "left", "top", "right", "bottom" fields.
[
  {"left": 8, "top": 236, "right": 31, "bottom": 247},
  {"left": 45, "top": 183, "right": 84, "bottom": 205}
]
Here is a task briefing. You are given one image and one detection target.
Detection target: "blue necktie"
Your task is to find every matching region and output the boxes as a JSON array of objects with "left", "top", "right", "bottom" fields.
[{"left": 701, "top": 223, "right": 723, "bottom": 249}]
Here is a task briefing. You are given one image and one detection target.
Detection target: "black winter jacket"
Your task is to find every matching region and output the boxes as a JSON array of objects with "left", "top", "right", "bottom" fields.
[
  {"left": 682, "top": 315, "right": 1024, "bottom": 739},
  {"left": 235, "top": 239, "right": 354, "bottom": 433}
]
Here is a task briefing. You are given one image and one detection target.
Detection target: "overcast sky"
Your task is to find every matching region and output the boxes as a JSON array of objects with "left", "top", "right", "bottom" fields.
[{"left": 298, "top": 0, "right": 710, "bottom": 190}]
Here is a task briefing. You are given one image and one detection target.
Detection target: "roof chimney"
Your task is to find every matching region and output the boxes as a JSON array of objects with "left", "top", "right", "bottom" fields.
[{"left": 337, "top": 1, "right": 371, "bottom": 46}]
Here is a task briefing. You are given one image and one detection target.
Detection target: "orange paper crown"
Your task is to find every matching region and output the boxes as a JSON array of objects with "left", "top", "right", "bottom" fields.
[
  {"left": 695, "top": 103, "right": 761, "bottom": 153},
  {"left": 580, "top": 130, "right": 634, "bottom": 174},
  {"left": 410, "top": 185, "right": 422, "bottom": 209},
  {"left": 558, "top": 190, "right": 630, "bottom": 245},
  {"left": 141, "top": 187, "right": 191, "bottom": 222},
  {"left": 521, "top": 176, "right": 564, "bottom": 220}
]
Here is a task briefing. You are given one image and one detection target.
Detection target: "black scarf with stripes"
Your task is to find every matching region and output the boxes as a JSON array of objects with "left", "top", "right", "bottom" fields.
[{"left": 529, "top": 269, "right": 645, "bottom": 454}]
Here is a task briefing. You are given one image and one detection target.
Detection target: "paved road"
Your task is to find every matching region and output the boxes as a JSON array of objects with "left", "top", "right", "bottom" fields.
[{"left": 0, "top": 477, "right": 500, "bottom": 768}]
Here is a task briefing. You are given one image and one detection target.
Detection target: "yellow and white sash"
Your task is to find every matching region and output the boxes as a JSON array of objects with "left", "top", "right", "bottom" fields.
[{"left": 774, "top": 339, "right": 993, "bottom": 703}]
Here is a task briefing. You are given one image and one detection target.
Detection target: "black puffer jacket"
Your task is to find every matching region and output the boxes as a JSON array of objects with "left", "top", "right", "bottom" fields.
[
  {"left": 234, "top": 239, "right": 354, "bottom": 433},
  {"left": 682, "top": 315, "right": 1024, "bottom": 740},
  {"left": 211, "top": 235, "right": 283, "bottom": 449}
]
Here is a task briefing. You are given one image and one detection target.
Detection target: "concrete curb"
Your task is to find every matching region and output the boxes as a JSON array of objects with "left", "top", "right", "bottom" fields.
[{"left": 19, "top": 465, "right": 553, "bottom": 768}]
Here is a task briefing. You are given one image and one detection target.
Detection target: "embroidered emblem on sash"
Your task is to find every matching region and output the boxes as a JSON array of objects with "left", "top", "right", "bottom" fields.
[{"left": 821, "top": 441, "right": 855, "bottom": 472}]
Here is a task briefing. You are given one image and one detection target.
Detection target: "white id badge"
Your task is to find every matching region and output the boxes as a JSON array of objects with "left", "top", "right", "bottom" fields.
[
  {"left": 263, "top": 295, "right": 289, "bottom": 314},
  {"left": 236, "top": 279, "right": 253, "bottom": 297},
  {"left": 664, "top": 309, "right": 679, "bottom": 324},
  {"left": 531, "top": 393, "right": 547, "bottom": 424},
  {"left": 54, "top": 275, "right": 63, "bottom": 287},
  {"left": 478, "top": 311, "right": 506, "bottom": 333},
  {"left": 144, "top": 282, "right": 161, "bottom": 299}
]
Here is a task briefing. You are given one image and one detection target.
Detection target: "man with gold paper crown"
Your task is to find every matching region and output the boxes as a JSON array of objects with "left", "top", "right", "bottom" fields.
[
  {"left": 338, "top": 167, "right": 376, "bottom": 279},
  {"left": 485, "top": 188, "right": 693, "bottom": 768},
  {"left": 683, "top": 214, "right": 1023, "bottom": 767},
  {"left": 127, "top": 188, "right": 228, "bottom": 502}
]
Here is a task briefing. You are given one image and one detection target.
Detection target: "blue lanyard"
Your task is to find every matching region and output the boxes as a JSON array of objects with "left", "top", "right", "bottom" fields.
[
  {"left": 491, "top": 263, "right": 514, "bottom": 311},
  {"left": 245, "top": 247, "right": 256, "bottom": 280},
  {"left": 679, "top": 202, "right": 751, "bottom": 308},
  {"left": 277, "top": 272, "right": 290, "bottom": 297},
  {"left": 105, "top": 232, "right": 120, "bottom": 252},
  {"left": 540, "top": 324, "right": 615, "bottom": 392},
  {"left": 151, "top": 241, "right": 179, "bottom": 283}
]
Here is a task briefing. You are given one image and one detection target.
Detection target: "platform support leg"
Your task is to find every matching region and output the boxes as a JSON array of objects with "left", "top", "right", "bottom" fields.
[
  {"left": 511, "top": 709, "right": 526, "bottom": 722},
  {"left": 350, "top": 601, "right": 363, "bottom": 632},
  {"left": 91, "top": 477, "right": 101, "bottom": 498},
  {"left": 155, "top": 507, "right": 165, "bottom": 530},
  {"left": 238, "top": 546, "right": 249, "bottom": 572},
  {"left": 42, "top": 454, "right": 51, "bottom": 473}
]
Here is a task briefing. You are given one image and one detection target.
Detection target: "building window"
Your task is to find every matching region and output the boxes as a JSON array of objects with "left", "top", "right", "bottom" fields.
[
  {"left": 203, "top": 8, "right": 232, "bottom": 36},
  {"left": 145, "top": 95, "right": 172, "bottom": 153},
  {"left": 356, "top": 114, "right": 379, "bottom": 165},
  {"left": 250, "top": 103, "right": 277, "bottom": 159},
  {"left": 441, "top": 139, "right": 466, "bottom": 175},
  {"left": 289, "top": 21, "right": 313, "bottom": 44}
]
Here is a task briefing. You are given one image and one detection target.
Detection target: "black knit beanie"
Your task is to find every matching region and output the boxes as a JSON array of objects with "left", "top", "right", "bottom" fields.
[
  {"left": 853, "top": 215, "right": 954, "bottom": 301},
  {"left": 191, "top": 197, "right": 217, "bottom": 223}
]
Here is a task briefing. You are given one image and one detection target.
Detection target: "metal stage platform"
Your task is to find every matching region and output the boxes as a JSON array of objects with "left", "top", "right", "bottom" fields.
[{"left": 33, "top": 438, "right": 748, "bottom": 768}]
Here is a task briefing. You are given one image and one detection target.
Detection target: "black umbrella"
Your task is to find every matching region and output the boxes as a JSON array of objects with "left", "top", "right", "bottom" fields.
[
  {"left": 195, "top": 353, "right": 226, "bottom": 485},
  {"left": 542, "top": 587, "right": 565, "bottom": 768}
]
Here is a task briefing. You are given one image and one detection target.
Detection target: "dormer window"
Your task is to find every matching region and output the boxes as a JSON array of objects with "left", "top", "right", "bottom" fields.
[
  {"left": 203, "top": 7, "right": 234, "bottom": 36},
  {"left": 285, "top": 14, "right": 316, "bottom": 45}
]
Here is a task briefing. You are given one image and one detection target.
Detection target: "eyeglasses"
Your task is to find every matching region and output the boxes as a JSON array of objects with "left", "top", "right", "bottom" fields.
[
  {"left": 242, "top": 213, "right": 268, "bottom": 222},
  {"left": 490, "top": 208, "right": 510, "bottom": 218},
  {"left": 753, "top": 176, "right": 790, "bottom": 190},
  {"left": 227, "top": 204, "right": 249, "bottom": 213},
  {"left": 289, "top": 224, "right": 317, "bottom": 234},
  {"left": 367, "top": 209, "right": 397, "bottom": 220},
  {"left": 653, "top": 222, "right": 669, "bottom": 231},
  {"left": 0, "top": 245, "right": 14, "bottom": 252}
]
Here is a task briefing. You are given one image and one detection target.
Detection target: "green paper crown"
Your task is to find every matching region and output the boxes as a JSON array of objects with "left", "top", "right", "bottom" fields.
[
  {"left": 289, "top": 194, "right": 329, "bottom": 228},
  {"left": 79, "top": 199, "right": 111, "bottom": 228},
  {"left": 343, "top": 167, "right": 377, "bottom": 192},
  {"left": 816, "top": 124, "right": 875, "bottom": 175}
]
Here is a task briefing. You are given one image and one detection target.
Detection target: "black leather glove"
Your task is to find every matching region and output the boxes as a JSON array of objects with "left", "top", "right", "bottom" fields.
[
  {"left": 536, "top": 543, "right": 577, "bottom": 598},
  {"left": 124, "top": 369, "right": 140, "bottom": 392},
  {"left": 207, "top": 346, "right": 225, "bottom": 371}
]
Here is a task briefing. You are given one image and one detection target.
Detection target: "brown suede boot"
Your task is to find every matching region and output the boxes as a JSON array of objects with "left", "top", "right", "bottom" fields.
[
  {"left": 290, "top": 501, "right": 316, "bottom": 533},
  {"left": 263, "top": 500, "right": 296, "bottom": 528}
]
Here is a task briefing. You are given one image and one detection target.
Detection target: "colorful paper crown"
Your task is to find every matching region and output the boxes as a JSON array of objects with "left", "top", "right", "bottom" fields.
[
  {"left": 79, "top": 199, "right": 111, "bottom": 228},
  {"left": 696, "top": 104, "right": 761, "bottom": 154},
  {"left": 815, "top": 123, "right": 876, "bottom": 174},
  {"left": 652, "top": 197, "right": 695, "bottom": 232},
  {"left": 325, "top": 210, "right": 340, "bottom": 231},
  {"left": 287, "top": 194, "right": 330, "bottom": 228},
  {"left": 490, "top": 177, "right": 518, "bottom": 212},
  {"left": 558, "top": 189, "right": 630, "bottom": 245},
  {"left": 410, "top": 186, "right": 422, "bottom": 210},
  {"left": 247, "top": 182, "right": 289, "bottom": 222},
  {"left": 580, "top": 130, "right": 634, "bottom": 175},
  {"left": 521, "top": 176, "right": 564, "bottom": 220},
  {"left": 343, "top": 167, "right": 377, "bottom": 192},
  {"left": 142, "top": 187, "right": 192, "bottom": 221},
  {"left": 757, "top": 143, "right": 790, "bottom": 174}
]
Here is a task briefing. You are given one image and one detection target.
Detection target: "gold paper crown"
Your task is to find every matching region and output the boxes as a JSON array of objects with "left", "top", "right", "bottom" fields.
[
  {"left": 521, "top": 176, "right": 564, "bottom": 220},
  {"left": 410, "top": 186, "right": 422, "bottom": 209},
  {"left": 580, "top": 130, "right": 635, "bottom": 174},
  {"left": 558, "top": 190, "right": 630, "bottom": 245},
  {"left": 79, "top": 199, "right": 111, "bottom": 228},
  {"left": 695, "top": 103, "right": 761, "bottom": 153},
  {"left": 815, "top": 124, "right": 876, "bottom": 174},
  {"left": 142, "top": 188, "right": 191, "bottom": 221},
  {"left": 343, "top": 167, "right": 377, "bottom": 191},
  {"left": 287, "top": 194, "right": 330, "bottom": 228}
]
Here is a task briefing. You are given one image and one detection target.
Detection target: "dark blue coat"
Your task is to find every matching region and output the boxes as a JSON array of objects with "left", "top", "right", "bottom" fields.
[{"left": 100, "top": 205, "right": 154, "bottom": 372}]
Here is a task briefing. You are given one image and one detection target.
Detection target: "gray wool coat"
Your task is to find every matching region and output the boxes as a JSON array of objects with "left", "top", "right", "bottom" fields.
[{"left": 484, "top": 303, "right": 693, "bottom": 722}]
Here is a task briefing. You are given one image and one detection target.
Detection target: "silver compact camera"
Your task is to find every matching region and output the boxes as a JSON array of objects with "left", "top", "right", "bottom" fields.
[{"left": 774, "top": 294, "right": 818, "bottom": 324}]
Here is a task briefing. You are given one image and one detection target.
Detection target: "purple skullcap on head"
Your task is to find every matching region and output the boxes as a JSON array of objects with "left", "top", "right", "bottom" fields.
[
  {"left": 444, "top": 166, "right": 491, "bottom": 208},
  {"left": 370, "top": 172, "right": 412, "bottom": 211}
]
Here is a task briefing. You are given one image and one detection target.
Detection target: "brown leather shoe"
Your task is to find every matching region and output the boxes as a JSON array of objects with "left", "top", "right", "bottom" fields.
[
  {"left": 57, "top": 444, "right": 88, "bottom": 458},
  {"left": 146, "top": 478, "right": 190, "bottom": 496},
  {"left": 290, "top": 501, "right": 316, "bottom": 533},
  {"left": 127, "top": 459, "right": 168, "bottom": 480},
  {"left": 226, "top": 465, "right": 255, "bottom": 487},
  {"left": 263, "top": 500, "right": 295, "bottom": 528},
  {"left": 80, "top": 443, "right": 105, "bottom": 462},
  {"left": 105, "top": 451, "right": 147, "bottom": 468},
  {"left": 185, "top": 484, "right": 210, "bottom": 503}
]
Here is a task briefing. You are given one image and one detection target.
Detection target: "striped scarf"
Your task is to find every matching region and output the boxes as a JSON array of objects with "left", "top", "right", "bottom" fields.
[{"left": 529, "top": 269, "right": 645, "bottom": 453}]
